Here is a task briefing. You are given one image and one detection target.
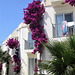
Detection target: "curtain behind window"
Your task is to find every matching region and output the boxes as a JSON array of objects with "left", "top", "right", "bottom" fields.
[
  {"left": 56, "top": 14, "right": 63, "bottom": 37},
  {"left": 29, "top": 58, "right": 35, "bottom": 75},
  {"left": 29, "top": 33, "right": 34, "bottom": 49}
]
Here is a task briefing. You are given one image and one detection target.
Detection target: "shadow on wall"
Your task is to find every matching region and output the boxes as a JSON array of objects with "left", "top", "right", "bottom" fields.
[
  {"left": 21, "top": 70, "right": 25, "bottom": 75},
  {"left": 42, "top": 11, "right": 53, "bottom": 26},
  {"left": 21, "top": 59, "right": 27, "bottom": 75},
  {"left": 41, "top": 46, "right": 53, "bottom": 61},
  {"left": 19, "top": 44, "right": 21, "bottom": 60},
  {"left": 41, "top": 11, "right": 54, "bottom": 38},
  {"left": 21, "top": 58, "right": 27, "bottom": 67}
]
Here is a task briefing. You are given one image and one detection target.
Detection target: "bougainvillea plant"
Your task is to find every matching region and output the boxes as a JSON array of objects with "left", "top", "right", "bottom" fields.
[
  {"left": 6, "top": 38, "right": 19, "bottom": 49},
  {"left": 34, "top": 64, "right": 38, "bottom": 74},
  {"left": 0, "top": 62, "right": 2, "bottom": 75},
  {"left": 23, "top": 0, "right": 48, "bottom": 54},
  {"left": 6, "top": 38, "right": 21, "bottom": 74},
  {"left": 13, "top": 65, "right": 21, "bottom": 73},
  {"left": 65, "top": 0, "right": 75, "bottom": 6},
  {"left": 12, "top": 55, "right": 21, "bottom": 63},
  {"left": 0, "top": 62, "right": 2, "bottom": 70}
]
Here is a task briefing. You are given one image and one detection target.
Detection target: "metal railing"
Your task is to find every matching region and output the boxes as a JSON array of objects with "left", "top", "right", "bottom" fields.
[
  {"left": 24, "top": 40, "right": 34, "bottom": 50},
  {"left": 53, "top": 23, "right": 74, "bottom": 38}
]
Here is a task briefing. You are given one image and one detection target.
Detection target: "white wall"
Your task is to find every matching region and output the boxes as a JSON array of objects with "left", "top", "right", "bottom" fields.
[
  {"left": 43, "top": 6, "right": 55, "bottom": 38},
  {"left": 18, "top": 24, "right": 37, "bottom": 75},
  {"left": 41, "top": 5, "right": 55, "bottom": 61},
  {"left": 18, "top": 26, "right": 28, "bottom": 75}
]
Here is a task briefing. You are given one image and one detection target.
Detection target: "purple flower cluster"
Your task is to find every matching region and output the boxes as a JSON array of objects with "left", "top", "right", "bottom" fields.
[
  {"left": 13, "top": 65, "right": 21, "bottom": 73},
  {"left": 65, "top": 0, "right": 75, "bottom": 6},
  {"left": 23, "top": 0, "right": 45, "bottom": 24},
  {"left": 12, "top": 54, "right": 21, "bottom": 73},
  {"left": 11, "top": 55, "right": 21, "bottom": 63},
  {"left": 0, "top": 62, "right": 2, "bottom": 70},
  {"left": 34, "top": 64, "right": 38, "bottom": 73},
  {"left": 6, "top": 38, "right": 21, "bottom": 73},
  {"left": 6, "top": 38, "right": 19, "bottom": 49},
  {"left": 38, "top": 59, "right": 42, "bottom": 62},
  {"left": 23, "top": 0, "right": 48, "bottom": 54},
  {"left": 12, "top": 48, "right": 21, "bottom": 73}
]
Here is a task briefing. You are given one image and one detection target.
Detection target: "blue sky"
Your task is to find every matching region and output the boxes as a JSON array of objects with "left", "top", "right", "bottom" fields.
[{"left": 0, "top": 0, "right": 35, "bottom": 45}]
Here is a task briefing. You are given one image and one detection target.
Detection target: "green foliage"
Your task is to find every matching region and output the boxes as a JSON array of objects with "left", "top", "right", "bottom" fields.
[
  {"left": 39, "top": 36, "right": 75, "bottom": 75},
  {"left": 0, "top": 46, "right": 11, "bottom": 63},
  {"left": 68, "top": 36, "right": 75, "bottom": 50}
]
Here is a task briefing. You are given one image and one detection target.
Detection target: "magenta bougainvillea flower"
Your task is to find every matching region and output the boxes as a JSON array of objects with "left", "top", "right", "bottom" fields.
[
  {"left": 34, "top": 64, "right": 38, "bottom": 73},
  {"left": 6, "top": 38, "right": 19, "bottom": 49},
  {"left": 38, "top": 59, "right": 42, "bottom": 62},
  {"left": 23, "top": 0, "right": 45, "bottom": 24},
  {"left": 65, "top": 0, "right": 75, "bottom": 6},
  {"left": 0, "top": 62, "right": 2, "bottom": 70},
  {"left": 13, "top": 65, "right": 21, "bottom": 72},
  {"left": 11, "top": 53, "right": 21, "bottom": 73},
  {"left": 6, "top": 38, "right": 21, "bottom": 74},
  {"left": 11, "top": 55, "right": 21, "bottom": 63},
  {"left": 23, "top": 0, "right": 48, "bottom": 54}
]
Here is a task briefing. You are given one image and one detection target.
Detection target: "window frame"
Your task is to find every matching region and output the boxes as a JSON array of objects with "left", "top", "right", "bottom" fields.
[
  {"left": 55, "top": 12, "right": 74, "bottom": 37},
  {"left": 24, "top": 32, "right": 34, "bottom": 50},
  {"left": 55, "top": 12, "right": 74, "bottom": 23},
  {"left": 28, "top": 32, "right": 34, "bottom": 49},
  {"left": 28, "top": 58, "right": 37, "bottom": 75}
]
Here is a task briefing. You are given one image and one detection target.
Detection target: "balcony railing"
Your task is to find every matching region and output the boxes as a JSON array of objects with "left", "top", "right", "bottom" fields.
[
  {"left": 53, "top": 22, "right": 74, "bottom": 38},
  {"left": 51, "top": 0, "right": 65, "bottom": 6},
  {"left": 24, "top": 40, "right": 34, "bottom": 50},
  {"left": 51, "top": 0, "right": 65, "bottom": 2}
]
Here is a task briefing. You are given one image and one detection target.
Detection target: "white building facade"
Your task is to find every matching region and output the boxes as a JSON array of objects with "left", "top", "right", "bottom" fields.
[
  {"left": 18, "top": 22, "right": 37, "bottom": 75},
  {"left": 2, "top": 22, "right": 37, "bottom": 75},
  {"left": 41, "top": 0, "right": 75, "bottom": 58},
  {"left": 2, "top": 0, "right": 75, "bottom": 75},
  {"left": 40, "top": 0, "right": 75, "bottom": 74}
]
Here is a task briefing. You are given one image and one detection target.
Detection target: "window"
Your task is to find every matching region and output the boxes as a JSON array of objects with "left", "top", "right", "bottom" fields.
[
  {"left": 56, "top": 13, "right": 73, "bottom": 37},
  {"left": 24, "top": 32, "right": 34, "bottom": 49},
  {"left": 68, "top": 26, "right": 74, "bottom": 36},
  {"left": 56, "top": 14, "right": 63, "bottom": 37},
  {"left": 28, "top": 33, "right": 34, "bottom": 49},
  {"left": 65, "top": 13, "right": 73, "bottom": 22},
  {"left": 24, "top": 40, "right": 29, "bottom": 49},
  {"left": 28, "top": 58, "right": 37, "bottom": 75}
]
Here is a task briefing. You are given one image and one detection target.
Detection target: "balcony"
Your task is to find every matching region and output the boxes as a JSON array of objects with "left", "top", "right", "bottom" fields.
[
  {"left": 24, "top": 40, "right": 34, "bottom": 49},
  {"left": 24, "top": 40, "right": 34, "bottom": 53},
  {"left": 51, "top": 0, "right": 65, "bottom": 2},
  {"left": 51, "top": 0, "right": 65, "bottom": 6},
  {"left": 23, "top": 32, "right": 34, "bottom": 52},
  {"left": 53, "top": 22, "right": 75, "bottom": 38}
]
